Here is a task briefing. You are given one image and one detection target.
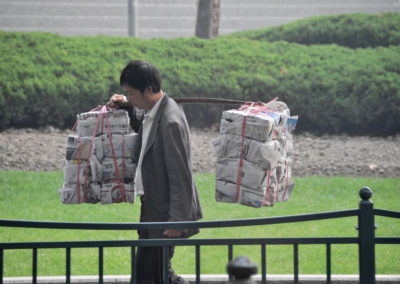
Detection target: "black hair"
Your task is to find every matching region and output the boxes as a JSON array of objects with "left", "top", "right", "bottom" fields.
[{"left": 119, "top": 60, "right": 162, "bottom": 93}]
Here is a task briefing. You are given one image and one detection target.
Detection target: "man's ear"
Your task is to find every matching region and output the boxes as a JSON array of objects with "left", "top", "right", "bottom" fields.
[{"left": 144, "top": 86, "right": 153, "bottom": 95}]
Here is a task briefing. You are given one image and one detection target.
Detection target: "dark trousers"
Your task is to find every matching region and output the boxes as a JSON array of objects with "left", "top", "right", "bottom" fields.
[{"left": 135, "top": 229, "right": 175, "bottom": 284}]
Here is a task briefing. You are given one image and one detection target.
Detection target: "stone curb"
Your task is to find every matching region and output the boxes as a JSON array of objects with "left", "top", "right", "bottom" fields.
[{"left": 3, "top": 274, "right": 400, "bottom": 284}]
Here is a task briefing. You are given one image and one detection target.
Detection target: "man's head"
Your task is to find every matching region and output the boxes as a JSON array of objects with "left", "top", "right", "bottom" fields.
[
  {"left": 120, "top": 60, "right": 162, "bottom": 110},
  {"left": 120, "top": 60, "right": 161, "bottom": 94}
]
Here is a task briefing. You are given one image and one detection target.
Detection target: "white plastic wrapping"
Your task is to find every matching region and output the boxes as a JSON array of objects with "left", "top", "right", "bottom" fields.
[
  {"left": 65, "top": 135, "right": 103, "bottom": 161},
  {"left": 76, "top": 109, "right": 130, "bottom": 137},
  {"left": 58, "top": 183, "right": 101, "bottom": 204},
  {"left": 214, "top": 100, "right": 298, "bottom": 208},
  {"left": 211, "top": 134, "right": 285, "bottom": 169},
  {"left": 102, "top": 133, "right": 138, "bottom": 159},
  {"left": 101, "top": 182, "right": 136, "bottom": 204},
  {"left": 101, "top": 157, "right": 137, "bottom": 181},
  {"left": 59, "top": 107, "right": 138, "bottom": 205}
]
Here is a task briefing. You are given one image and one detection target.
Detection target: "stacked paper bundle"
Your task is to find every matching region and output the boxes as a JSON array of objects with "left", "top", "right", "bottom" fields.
[
  {"left": 58, "top": 107, "right": 138, "bottom": 205},
  {"left": 212, "top": 100, "right": 298, "bottom": 208}
]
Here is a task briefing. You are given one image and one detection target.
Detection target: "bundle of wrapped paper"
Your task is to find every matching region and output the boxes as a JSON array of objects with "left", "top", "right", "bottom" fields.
[
  {"left": 76, "top": 109, "right": 131, "bottom": 137},
  {"left": 212, "top": 99, "right": 298, "bottom": 208},
  {"left": 58, "top": 107, "right": 138, "bottom": 205}
]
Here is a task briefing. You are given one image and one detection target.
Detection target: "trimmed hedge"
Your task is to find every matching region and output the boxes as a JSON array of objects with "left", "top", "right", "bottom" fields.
[
  {"left": 228, "top": 13, "right": 400, "bottom": 48},
  {"left": 1, "top": 17, "right": 400, "bottom": 135}
]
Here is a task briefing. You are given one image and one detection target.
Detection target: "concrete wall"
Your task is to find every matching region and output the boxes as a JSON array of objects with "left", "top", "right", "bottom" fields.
[{"left": 0, "top": 0, "right": 399, "bottom": 38}]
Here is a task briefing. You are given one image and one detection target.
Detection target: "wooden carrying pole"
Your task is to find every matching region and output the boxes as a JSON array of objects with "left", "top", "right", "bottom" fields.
[{"left": 116, "top": 98, "right": 247, "bottom": 107}]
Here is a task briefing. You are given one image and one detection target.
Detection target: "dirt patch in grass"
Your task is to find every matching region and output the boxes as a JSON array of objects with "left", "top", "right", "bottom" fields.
[{"left": 1, "top": 127, "right": 399, "bottom": 178}]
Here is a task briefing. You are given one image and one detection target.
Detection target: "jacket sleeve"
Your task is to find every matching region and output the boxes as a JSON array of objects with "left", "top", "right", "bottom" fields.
[
  {"left": 119, "top": 105, "right": 144, "bottom": 133},
  {"left": 162, "top": 120, "right": 196, "bottom": 222}
]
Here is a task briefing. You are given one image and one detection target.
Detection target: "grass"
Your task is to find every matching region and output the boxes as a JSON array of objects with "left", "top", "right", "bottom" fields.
[{"left": 0, "top": 171, "right": 399, "bottom": 277}]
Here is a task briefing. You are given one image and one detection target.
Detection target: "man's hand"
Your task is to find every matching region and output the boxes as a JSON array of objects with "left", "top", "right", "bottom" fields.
[
  {"left": 163, "top": 229, "right": 183, "bottom": 238},
  {"left": 107, "top": 94, "right": 128, "bottom": 108}
]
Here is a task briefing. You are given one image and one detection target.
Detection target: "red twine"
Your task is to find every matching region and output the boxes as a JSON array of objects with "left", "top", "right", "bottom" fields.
[{"left": 73, "top": 105, "right": 126, "bottom": 204}]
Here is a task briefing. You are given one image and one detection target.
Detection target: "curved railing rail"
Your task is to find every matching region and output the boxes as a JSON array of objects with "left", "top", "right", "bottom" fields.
[
  {"left": 0, "top": 209, "right": 359, "bottom": 231},
  {"left": 374, "top": 208, "right": 400, "bottom": 219}
]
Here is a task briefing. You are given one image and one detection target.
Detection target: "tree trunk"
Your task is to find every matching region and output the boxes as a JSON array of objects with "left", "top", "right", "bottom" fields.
[{"left": 195, "top": 0, "right": 221, "bottom": 39}]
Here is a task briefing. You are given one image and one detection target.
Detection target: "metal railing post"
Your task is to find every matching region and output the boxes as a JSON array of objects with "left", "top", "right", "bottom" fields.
[
  {"left": 326, "top": 244, "right": 331, "bottom": 284},
  {"left": 294, "top": 244, "right": 299, "bottom": 284},
  {"left": 131, "top": 246, "right": 136, "bottom": 284},
  {"left": 66, "top": 247, "right": 71, "bottom": 284},
  {"left": 0, "top": 249, "right": 3, "bottom": 284},
  {"left": 99, "top": 246, "right": 104, "bottom": 284},
  {"left": 196, "top": 245, "right": 201, "bottom": 284},
  {"left": 163, "top": 246, "right": 169, "bottom": 284},
  {"left": 32, "top": 248, "right": 37, "bottom": 284},
  {"left": 228, "top": 244, "right": 233, "bottom": 282},
  {"left": 358, "top": 187, "right": 375, "bottom": 284},
  {"left": 261, "top": 244, "right": 266, "bottom": 284}
]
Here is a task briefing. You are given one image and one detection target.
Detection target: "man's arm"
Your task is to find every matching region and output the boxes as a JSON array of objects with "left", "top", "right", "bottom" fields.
[
  {"left": 107, "top": 94, "right": 143, "bottom": 132},
  {"left": 163, "top": 228, "right": 183, "bottom": 238},
  {"left": 162, "top": 120, "right": 196, "bottom": 233}
]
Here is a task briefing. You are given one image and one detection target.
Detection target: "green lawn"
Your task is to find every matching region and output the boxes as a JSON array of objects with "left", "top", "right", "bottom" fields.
[{"left": 0, "top": 171, "right": 399, "bottom": 276}]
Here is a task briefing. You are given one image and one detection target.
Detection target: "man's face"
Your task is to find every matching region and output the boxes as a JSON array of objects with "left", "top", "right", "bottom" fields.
[{"left": 123, "top": 85, "right": 151, "bottom": 110}]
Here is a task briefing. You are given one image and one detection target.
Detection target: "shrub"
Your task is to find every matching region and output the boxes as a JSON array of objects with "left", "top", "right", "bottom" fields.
[
  {"left": 228, "top": 13, "right": 400, "bottom": 48},
  {"left": 0, "top": 22, "right": 399, "bottom": 136}
]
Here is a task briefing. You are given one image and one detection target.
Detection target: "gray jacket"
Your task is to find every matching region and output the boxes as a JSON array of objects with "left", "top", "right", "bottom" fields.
[{"left": 131, "top": 94, "right": 203, "bottom": 239}]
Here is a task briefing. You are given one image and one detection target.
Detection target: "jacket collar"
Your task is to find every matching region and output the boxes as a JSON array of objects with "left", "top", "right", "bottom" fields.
[{"left": 142, "top": 93, "right": 169, "bottom": 155}]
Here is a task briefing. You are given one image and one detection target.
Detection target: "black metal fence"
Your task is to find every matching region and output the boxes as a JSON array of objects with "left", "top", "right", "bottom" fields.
[{"left": 1, "top": 187, "right": 399, "bottom": 284}]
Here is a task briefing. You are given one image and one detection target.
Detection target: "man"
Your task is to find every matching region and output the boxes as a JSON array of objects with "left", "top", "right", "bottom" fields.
[{"left": 108, "top": 60, "right": 202, "bottom": 284}]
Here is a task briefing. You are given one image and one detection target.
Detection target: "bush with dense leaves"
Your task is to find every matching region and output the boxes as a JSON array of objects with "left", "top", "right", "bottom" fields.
[
  {"left": 0, "top": 13, "right": 399, "bottom": 136},
  {"left": 228, "top": 12, "right": 400, "bottom": 48}
]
